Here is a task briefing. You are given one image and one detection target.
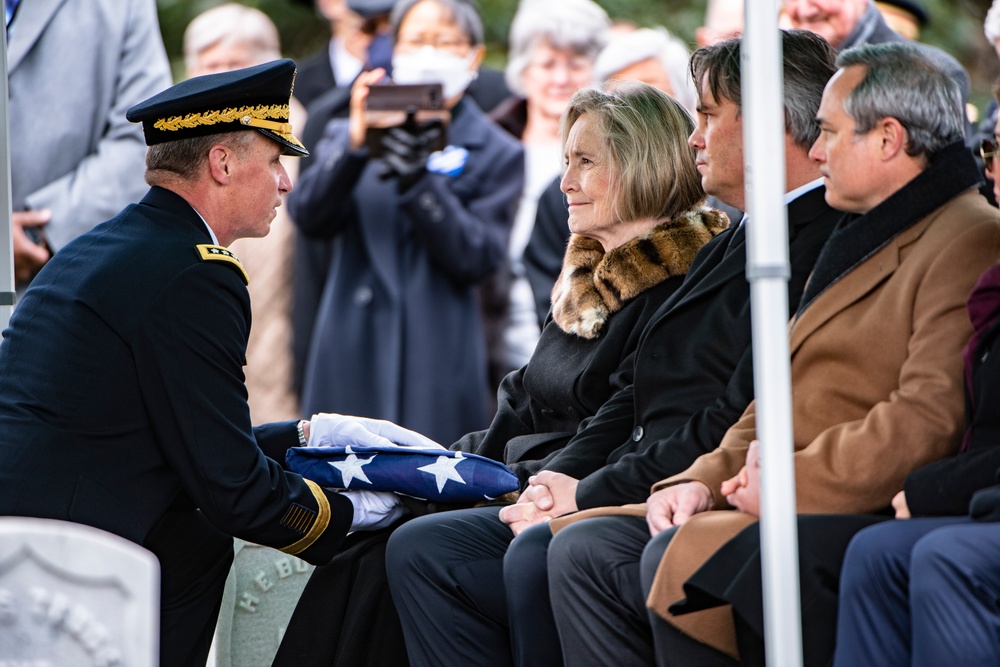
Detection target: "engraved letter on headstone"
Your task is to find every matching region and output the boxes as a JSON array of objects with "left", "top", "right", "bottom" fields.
[
  {"left": 0, "top": 517, "right": 159, "bottom": 667},
  {"left": 210, "top": 540, "right": 314, "bottom": 667}
]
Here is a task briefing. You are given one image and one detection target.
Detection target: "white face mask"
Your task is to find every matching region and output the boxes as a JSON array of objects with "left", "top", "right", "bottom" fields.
[{"left": 391, "top": 46, "right": 478, "bottom": 100}]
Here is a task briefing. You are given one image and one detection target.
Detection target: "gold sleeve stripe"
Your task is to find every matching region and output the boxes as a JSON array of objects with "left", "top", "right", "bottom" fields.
[
  {"left": 152, "top": 104, "right": 289, "bottom": 132},
  {"left": 280, "top": 479, "right": 331, "bottom": 556},
  {"left": 280, "top": 503, "right": 314, "bottom": 534},
  {"left": 196, "top": 244, "right": 249, "bottom": 285}
]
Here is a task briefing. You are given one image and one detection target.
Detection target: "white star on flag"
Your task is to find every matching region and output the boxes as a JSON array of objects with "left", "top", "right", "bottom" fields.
[
  {"left": 417, "top": 453, "right": 467, "bottom": 493},
  {"left": 330, "top": 445, "right": 375, "bottom": 487}
]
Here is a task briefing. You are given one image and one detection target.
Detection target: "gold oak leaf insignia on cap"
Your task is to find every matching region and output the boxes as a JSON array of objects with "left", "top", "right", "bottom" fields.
[{"left": 196, "top": 244, "right": 249, "bottom": 285}]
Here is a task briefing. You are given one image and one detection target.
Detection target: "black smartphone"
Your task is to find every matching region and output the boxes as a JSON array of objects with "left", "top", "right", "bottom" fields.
[{"left": 364, "top": 83, "right": 450, "bottom": 157}]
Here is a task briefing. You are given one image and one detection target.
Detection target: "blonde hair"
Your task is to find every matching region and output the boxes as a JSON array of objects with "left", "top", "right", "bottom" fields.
[{"left": 561, "top": 80, "right": 704, "bottom": 224}]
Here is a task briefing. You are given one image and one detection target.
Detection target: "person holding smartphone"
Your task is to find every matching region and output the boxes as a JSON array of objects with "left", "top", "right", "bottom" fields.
[{"left": 288, "top": 0, "right": 524, "bottom": 449}]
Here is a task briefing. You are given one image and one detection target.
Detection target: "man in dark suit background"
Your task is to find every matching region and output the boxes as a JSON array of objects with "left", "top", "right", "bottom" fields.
[
  {"left": 0, "top": 61, "right": 399, "bottom": 666},
  {"left": 293, "top": 0, "right": 391, "bottom": 109},
  {"left": 386, "top": 29, "right": 843, "bottom": 667}
]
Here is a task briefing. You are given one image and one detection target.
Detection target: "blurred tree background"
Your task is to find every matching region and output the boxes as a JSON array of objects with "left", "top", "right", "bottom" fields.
[{"left": 156, "top": 0, "right": 1000, "bottom": 118}]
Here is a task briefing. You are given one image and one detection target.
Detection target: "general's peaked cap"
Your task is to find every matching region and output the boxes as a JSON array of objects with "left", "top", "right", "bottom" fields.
[{"left": 126, "top": 59, "right": 308, "bottom": 157}]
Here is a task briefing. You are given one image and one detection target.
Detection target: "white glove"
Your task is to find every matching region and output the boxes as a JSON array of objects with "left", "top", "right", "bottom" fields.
[
  {"left": 343, "top": 490, "right": 408, "bottom": 532},
  {"left": 307, "top": 413, "right": 445, "bottom": 450}
]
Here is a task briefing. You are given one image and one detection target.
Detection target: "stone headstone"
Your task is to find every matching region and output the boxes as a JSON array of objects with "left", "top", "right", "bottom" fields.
[
  {"left": 0, "top": 517, "right": 159, "bottom": 667},
  {"left": 210, "top": 540, "right": 313, "bottom": 667}
]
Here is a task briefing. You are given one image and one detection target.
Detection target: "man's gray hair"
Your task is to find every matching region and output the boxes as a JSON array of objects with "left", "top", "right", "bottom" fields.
[
  {"left": 390, "top": 0, "right": 484, "bottom": 47},
  {"left": 836, "top": 42, "right": 964, "bottom": 158},
  {"left": 504, "top": 0, "right": 610, "bottom": 96},
  {"left": 690, "top": 30, "right": 836, "bottom": 151},
  {"left": 594, "top": 27, "right": 697, "bottom": 113}
]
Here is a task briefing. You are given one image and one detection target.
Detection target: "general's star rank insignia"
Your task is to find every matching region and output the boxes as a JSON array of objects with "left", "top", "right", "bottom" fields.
[{"left": 196, "top": 244, "right": 249, "bottom": 285}]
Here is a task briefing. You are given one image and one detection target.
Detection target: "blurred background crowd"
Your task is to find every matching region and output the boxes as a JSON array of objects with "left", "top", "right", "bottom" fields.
[{"left": 156, "top": 0, "right": 1000, "bottom": 113}]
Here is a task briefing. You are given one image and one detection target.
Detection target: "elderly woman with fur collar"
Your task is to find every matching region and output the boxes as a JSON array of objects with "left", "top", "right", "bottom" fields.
[
  {"left": 384, "top": 80, "right": 728, "bottom": 667},
  {"left": 275, "top": 80, "right": 726, "bottom": 667}
]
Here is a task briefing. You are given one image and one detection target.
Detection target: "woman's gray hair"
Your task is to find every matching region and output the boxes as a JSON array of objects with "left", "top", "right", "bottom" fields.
[
  {"left": 561, "top": 80, "right": 704, "bottom": 224},
  {"left": 836, "top": 42, "right": 964, "bottom": 158},
  {"left": 505, "top": 0, "right": 611, "bottom": 96},
  {"left": 183, "top": 3, "right": 281, "bottom": 72},
  {"left": 690, "top": 30, "right": 836, "bottom": 151},
  {"left": 594, "top": 27, "right": 697, "bottom": 113},
  {"left": 390, "top": 0, "right": 484, "bottom": 47},
  {"left": 986, "top": 0, "right": 1000, "bottom": 44}
]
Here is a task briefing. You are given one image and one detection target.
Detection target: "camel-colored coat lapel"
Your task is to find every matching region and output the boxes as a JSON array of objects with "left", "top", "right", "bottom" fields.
[{"left": 787, "top": 214, "right": 916, "bottom": 357}]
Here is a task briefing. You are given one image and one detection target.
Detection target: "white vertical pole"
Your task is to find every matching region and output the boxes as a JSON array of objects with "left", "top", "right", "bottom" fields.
[
  {"left": 741, "top": 2, "right": 803, "bottom": 666},
  {"left": 0, "top": 24, "right": 14, "bottom": 330}
]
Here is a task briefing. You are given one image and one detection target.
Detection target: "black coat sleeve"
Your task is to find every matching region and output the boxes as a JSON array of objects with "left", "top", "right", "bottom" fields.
[
  {"left": 133, "top": 262, "right": 352, "bottom": 565},
  {"left": 540, "top": 379, "right": 638, "bottom": 481},
  {"left": 574, "top": 346, "right": 755, "bottom": 509},
  {"left": 906, "top": 447, "right": 1000, "bottom": 517}
]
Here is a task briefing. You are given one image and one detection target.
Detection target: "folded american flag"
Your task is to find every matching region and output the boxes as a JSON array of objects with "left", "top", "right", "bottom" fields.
[{"left": 286, "top": 445, "right": 520, "bottom": 502}]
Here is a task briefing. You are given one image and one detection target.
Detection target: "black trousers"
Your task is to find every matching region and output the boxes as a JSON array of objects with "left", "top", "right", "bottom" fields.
[
  {"left": 547, "top": 515, "right": 737, "bottom": 667},
  {"left": 144, "top": 510, "right": 234, "bottom": 667},
  {"left": 385, "top": 506, "right": 564, "bottom": 667}
]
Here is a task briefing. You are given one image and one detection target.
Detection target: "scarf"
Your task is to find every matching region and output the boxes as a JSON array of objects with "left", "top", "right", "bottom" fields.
[
  {"left": 550, "top": 207, "right": 730, "bottom": 339},
  {"left": 797, "top": 140, "right": 982, "bottom": 316}
]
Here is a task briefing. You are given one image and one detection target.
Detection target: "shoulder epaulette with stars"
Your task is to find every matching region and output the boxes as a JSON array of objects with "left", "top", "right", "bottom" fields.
[{"left": 196, "top": 244, "right": 249, "bottom": 285}]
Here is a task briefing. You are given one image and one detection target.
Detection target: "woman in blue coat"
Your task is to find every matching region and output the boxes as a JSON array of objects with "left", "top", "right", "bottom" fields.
[{"left": 288, "top": 0, "right": 525, "bottom": 445}]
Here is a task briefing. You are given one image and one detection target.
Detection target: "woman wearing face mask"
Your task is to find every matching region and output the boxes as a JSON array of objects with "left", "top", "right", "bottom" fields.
[{"left": 287, "top": 0, "right": 524, "bottom": 450}]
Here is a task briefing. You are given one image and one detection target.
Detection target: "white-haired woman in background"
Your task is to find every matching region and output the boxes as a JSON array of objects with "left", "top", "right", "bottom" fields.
[{"left": 594, "top": 26, "right": 697, "bottom": 115}]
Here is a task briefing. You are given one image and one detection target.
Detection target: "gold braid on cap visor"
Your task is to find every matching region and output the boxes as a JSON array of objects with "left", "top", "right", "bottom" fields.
[{"left": 153, "top": 103, "right": 291, "bottom": 134}]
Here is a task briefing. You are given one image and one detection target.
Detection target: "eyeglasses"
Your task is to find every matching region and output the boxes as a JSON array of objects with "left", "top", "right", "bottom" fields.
[
  {"left": 980, "top": 138, "right": 998, "bottom": 167},
  {"left": 395, "top": 36, "right": 470, "bottom": 53}
]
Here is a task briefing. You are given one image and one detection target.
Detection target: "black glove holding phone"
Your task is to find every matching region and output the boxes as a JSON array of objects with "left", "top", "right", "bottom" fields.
[{"left": 378, "top": 111, "right": 445, "bottom": 192}]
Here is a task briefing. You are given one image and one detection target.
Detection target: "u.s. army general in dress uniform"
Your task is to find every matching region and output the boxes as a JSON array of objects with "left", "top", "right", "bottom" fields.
[{"left": 0, "top": 60, "right": 357, "bottom": 666}]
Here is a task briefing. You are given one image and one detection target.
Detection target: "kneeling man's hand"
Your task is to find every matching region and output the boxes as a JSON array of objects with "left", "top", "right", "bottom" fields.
[
  {"left": 308, "top": 413, "right": 445, "bottom": 450},
  {"left": 343, "top": 490, "right": 408, "bottom": 531}
]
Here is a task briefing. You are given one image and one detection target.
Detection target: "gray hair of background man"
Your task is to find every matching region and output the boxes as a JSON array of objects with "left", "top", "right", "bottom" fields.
[
  {"left": 594, "top": 27, "right": 697, "bottom": 113},
  {"left": 504, "top": 0, "right": 610, "bottom": 96},
  {"left": 390, "top": 0, "right": 484, "bottom": 47},
  {"left": 690, "top": 29, "right": 837, "bottom": 151},
  {"left": 836, "top": 42, "right": 964, "bottom": 158},
  {"left": 182, "top": 3, "right": 281, "bottom": 73}
]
